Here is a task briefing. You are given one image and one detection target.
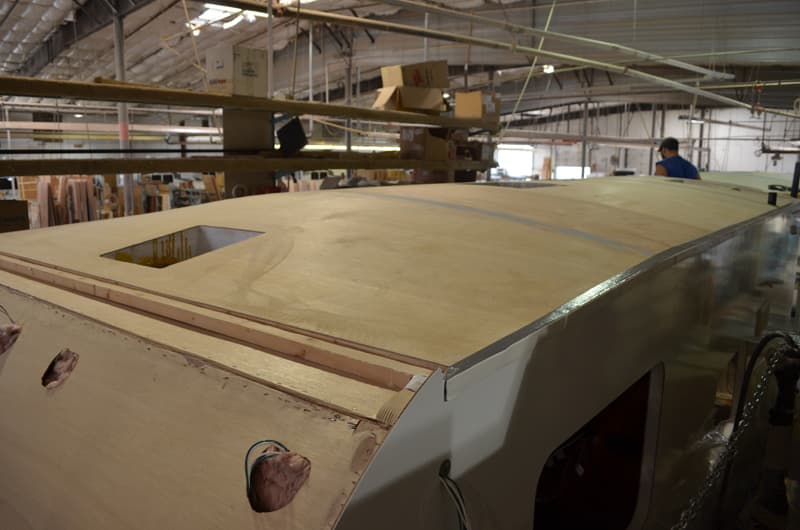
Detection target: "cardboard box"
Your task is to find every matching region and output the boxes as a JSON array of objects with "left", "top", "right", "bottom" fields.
[
  {"left": 455, "top": 90, "right": 501, "bottom": 120},
  {"left": 0, "top": 200, "right": 30, "bottom": 233},
  {"left": 400, "top": 127, "right": 454, "bottom": 162},
  {"left": 381, "top": 60, "right": 449, "bottom": 89},
  {"left": 206, "top": 44, "right": 267, "bottom": 97},
  {"left": 373, "top": 86, "right": 445, "bottom": 113}
]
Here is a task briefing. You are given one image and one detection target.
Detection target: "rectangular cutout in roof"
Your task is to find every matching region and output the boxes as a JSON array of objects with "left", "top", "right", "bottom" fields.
[{"left": 102, "top": 225, "right": 262, "bottom": 268}]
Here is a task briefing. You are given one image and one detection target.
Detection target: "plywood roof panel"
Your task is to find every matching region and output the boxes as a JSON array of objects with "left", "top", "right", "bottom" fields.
[{"left": 0, "top": 178, "right": 784, "bottom": 367}]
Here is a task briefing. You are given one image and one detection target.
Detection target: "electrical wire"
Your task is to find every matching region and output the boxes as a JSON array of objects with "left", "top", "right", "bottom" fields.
[
  {"left": 499, "top": 0, "right": 558, "bottom": 140},
  {"left": 312, "top": 117, "right": 396, "bottom": 138},
  {"left": 180, "top": 0, "right": 208, "bottom": 90},
  {"left": 438, "top": 460, "right": 471, "bottom": 530},
  {"left": 0, "top": 0, "right": 19, "bottom": 33},
  {"left": 0, "top": 304, "right": 15, "bottom": 324},
  {"left": 714, "top": 331, "right": 800, "bottom": 523},
  {"left": 290, "top": 0, "right": 302, "bottom": 98},
  {"left": 244, "top": 439, "right": 289, "bottom": 492}
]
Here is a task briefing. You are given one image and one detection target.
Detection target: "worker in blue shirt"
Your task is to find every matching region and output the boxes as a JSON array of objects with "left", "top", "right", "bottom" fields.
[{"left": 655, "top": 137, "right": 701, "bottom": 180}]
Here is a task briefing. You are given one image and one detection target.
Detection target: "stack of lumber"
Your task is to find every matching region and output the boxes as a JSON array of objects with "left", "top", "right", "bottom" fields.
[
  {"left": 202, "top": 175, "right": 222, "bottom": 201},
  {"left": 66, "top": 178, "right": 97, "bottom": 223},
  {"left": 36, "top": 178, "right": 56, "bottom": 228},
  {"left": 356, "top": 169, "right": 410, "bottom": 183},
  {"left": 17, "top": 176, "right": 39, "bottom": 200},
  {"left": 33, "top": 175, "right": 98, "bottom": 227},
  {"left": 282, "top": 177, "right": 324, "bottom": 192}
]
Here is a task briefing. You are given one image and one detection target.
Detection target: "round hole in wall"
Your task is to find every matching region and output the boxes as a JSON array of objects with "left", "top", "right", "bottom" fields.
[
  {"left": 0, "top": 324, "right": 22, "bottom": 356},
  {"left": 41, "top": 348, "right": 79, "bottom": 389}
]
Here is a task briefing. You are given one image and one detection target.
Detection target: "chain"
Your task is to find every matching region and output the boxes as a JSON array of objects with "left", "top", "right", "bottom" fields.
[{"left": 670, "top": 348, "right": 785, "bottom": 530}]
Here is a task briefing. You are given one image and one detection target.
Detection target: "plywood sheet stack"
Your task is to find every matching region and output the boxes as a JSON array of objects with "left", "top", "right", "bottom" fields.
[
  {"left": 279, "top": 176, "right": 324, "bottom": 192},
  {"left": 36, "top": 178, "right": 56, "bottom": 228},
  {"left": 356, "top": 169, "right": 410, "bottom": 183},
  {"left": 17, "top": 177, "right": 39, "bottom": 200},
  {"left": 34, "top": 175, "right": 98, "bottom": 227},
  {"left": 66, "top": 178, "right": 97, "bottom": 223}
]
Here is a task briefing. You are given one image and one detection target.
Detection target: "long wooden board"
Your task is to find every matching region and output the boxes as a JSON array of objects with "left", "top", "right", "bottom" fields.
[
  {"left": 0, "top": 255, "right": 435, "bottom": 388},
  {"left": 0, "top": 271, "right": 402, "bottom": 420},
  {"left": 0, "top": 75, "right": 498, "bottom": 130},
  {"left": 0, "top": 156, "right": 492, "bottom": 177}
]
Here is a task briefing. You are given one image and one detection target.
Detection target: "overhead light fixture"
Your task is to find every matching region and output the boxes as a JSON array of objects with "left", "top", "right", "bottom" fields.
[
  {"left": 185, "top": 21, "right": 202, "bottom": 35},
  {"left": 204, "top": 3, "right": 242, "bottom": 13},
  {"left": 678, "top": 115, "right": 704, "bottom": 124},
  {"left": 73, "top": 113, "right": 84, "bottom": 118},
  {"left": 192, "top": 5, "right": 269, "bottom": 30},
  {"left": 243, "top": 10, "right": 270, "bottom": 18},
  {"left": 222, "top": 14, "right": 244, "bottom": 29},
  {"left": 198, "top": 8, "right": 230, "bottom": 23},
  {"left": 542, "top": 64, "right": 555, "bottom": 74},
  {"left": 303, "top": 144, "right": 400, "bottom": 153},
  {"left": 678, "top": 114, "right": 766, "bottom": 131}
]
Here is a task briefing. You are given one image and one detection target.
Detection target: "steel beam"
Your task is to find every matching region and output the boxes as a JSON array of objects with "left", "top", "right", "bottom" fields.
[
  {"left": 264, "top": 4, "right": 798, "bottom": 119},
  {"left": 379, "top": 0, "right": 734, "bottom": 81},
  {"left": 113, "top": 12, "right": 135, "bottom": 217},
  {"left": 17, "top": 0, "right": 155, "bottom": 77},
  {"left": 581, "top": 100, "right": 588, "bottom": 178}
]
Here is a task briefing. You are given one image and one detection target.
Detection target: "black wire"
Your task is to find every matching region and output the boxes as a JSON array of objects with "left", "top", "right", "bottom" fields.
[
  {"left": 713, "top": 331, "right": 799, "bottom": 525},
  {"left": 439, "top": 460, "right": 469, "bottom": 530},
  {"left": 0, "top": 0, "right": 19, "bottom": 33},
  {"left": 732, "top": 332, "right": 798, "bottom": 430},
  {"left": 0, "top": 304, "right": 14, "bottom": 324}
]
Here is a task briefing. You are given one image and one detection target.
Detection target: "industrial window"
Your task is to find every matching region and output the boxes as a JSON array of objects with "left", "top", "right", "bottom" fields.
[
  {"left": 496, "top": 144, "right": 535, "bottom": 178},
  {"left": 534, "top": 371, "right": 653, "bottom": 530},
  {"left": 102, "top": 225, "right": 262, "bottom": 268}
]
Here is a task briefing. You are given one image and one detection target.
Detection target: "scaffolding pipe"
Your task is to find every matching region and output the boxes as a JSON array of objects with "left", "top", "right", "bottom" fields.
[
  {"left": 271, "top": 5, "right": 798, "bottom": 119},
  {"left": 0, "top": 101, "right": 219, "bottom": 116},
  {"left": 3, "top": 107, "right": 10, "bottom": 153},
  {"left": 697, "top": 108, "right": 705, "bottom": 169},
  {"left": 113, "top": 14, "right": 134, "bottom": 217},
  {"left": 308, "top": 23, "right": 313, "bottom": 134},
  {"left": 378, "top": 0, "right": 733, "bottom": 81},
  {"left": 345, "top": 47, "right": 353, "bottom": 179},
  {"left": 648, "top": 104, "right": 657, "bottom": 174},
  {"left": 497, "top": 78, "right": 800, "bottom": 103},
  {"left": 423, "top": 12, "right": 429, "bottom": 62},
  {"left": 267, "top": 0, "right": 274, "bottom": 98},
  {"left": 325, "top": 63, "right": 329, "bottom": 103},
  {"left": 581, "top": 99, "right": 588, "bottom": 178}
]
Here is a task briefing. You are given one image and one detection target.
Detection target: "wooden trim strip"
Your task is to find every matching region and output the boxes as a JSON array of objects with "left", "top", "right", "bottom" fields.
[
  {"left": 0, "top": 250, "right": 443, "bottom": 371},
  {"left": 0, "top": 254, "right": 435, "bottom": 391},
  {"left": 0, "top": 270, "right": 395, "bottom": 422}
]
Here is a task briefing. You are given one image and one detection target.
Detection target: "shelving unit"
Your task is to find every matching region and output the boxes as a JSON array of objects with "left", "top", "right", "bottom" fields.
[{"left": 0, "top": 75, "right": 498, "bottom": 193}]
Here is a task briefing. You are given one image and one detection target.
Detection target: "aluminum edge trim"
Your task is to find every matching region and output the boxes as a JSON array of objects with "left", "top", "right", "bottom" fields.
[{"left": 447, "top": 201, "right": 800, "bottom": 378}]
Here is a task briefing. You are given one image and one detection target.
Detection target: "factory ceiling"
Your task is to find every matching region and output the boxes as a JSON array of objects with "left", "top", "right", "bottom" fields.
[{"left": 0, "top": 0, "right": 799, "bottom": 113}]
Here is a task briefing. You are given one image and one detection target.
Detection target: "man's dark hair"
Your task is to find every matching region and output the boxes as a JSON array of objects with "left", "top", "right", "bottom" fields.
[{"left": 659, "top": 137, "right": 679, "bottom": 151}]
